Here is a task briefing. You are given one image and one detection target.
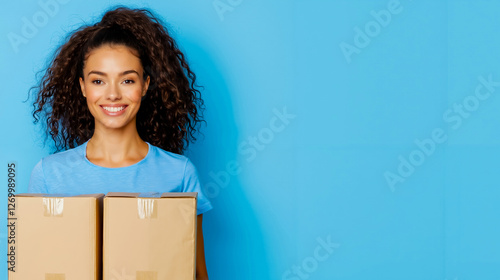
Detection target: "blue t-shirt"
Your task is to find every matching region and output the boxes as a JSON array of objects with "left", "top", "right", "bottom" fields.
[{"left": 28, "top": 141, "right": 213, "bottom": 215}]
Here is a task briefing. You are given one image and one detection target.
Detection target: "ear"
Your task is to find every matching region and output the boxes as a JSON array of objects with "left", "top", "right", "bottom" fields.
[
  {"left": 142, "top": 76, "right": 150, "bottom": 97},
  {"left": 79, "top": 77, "right": 86, "bottom": 97}
]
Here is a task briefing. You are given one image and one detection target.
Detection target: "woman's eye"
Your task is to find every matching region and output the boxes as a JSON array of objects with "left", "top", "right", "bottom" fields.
[
  {"left": 92, "top": 80, "right": 103, "bottom": 85},
  {"left": 123, "top": 79, "right": 135, "bottom": 84}
]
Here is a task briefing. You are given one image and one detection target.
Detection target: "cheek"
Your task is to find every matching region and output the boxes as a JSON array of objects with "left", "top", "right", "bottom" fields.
[
  {"left": 85, "top": 98, "right": 99, "bottom": 117},
  {"left": 83, "top": 85, "right": 103, "bottom": 101},
  {"left": 83, "top": 89, "right": 101, "bottom": 114},
  {"left": 85, "top": 94, "right": 99, "bottom": 109},
  {"left": 126, "top": 88, "right": 145, "bottom": 103}
]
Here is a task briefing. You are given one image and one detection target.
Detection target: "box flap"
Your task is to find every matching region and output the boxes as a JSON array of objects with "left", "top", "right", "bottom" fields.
[
  {"left": 74, "top": 193, "right": 105, "bottom": 198},
  {"left": 16, "top": 193, "right": 104, "bottom": 198},
  {"left": 106, "top": 192, "right": 198, "bottom": 198},
  {"left": 138, "top": 192, "right": 162, "bottom": 198},
  {"left": 106, "top": 192, "right": 140, "bottom": 197},
  {"left": 161, "top": 192, "right": 197, "bottom": 198},
  {"left": 16, "top": 193, "right": 46, "bottom": 197}
]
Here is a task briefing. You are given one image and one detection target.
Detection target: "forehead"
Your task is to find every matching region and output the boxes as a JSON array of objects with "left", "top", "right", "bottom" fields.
[{"left": 84, "top": 44, "right": 142, "bottom": 73}]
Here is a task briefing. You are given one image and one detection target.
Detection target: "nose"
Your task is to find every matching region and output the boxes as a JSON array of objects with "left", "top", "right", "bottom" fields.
[{"left": 105, "top": 83, "right": 122, "bottom": 101}]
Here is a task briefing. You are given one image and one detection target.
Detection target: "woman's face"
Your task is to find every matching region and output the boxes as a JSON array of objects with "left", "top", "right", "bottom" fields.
[{"left": 79, "top": 44, "right": 150, "bottom": 132}]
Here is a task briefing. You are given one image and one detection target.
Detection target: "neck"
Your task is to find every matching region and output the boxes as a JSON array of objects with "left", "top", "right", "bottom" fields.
[{"left": 86, "top": 123, "right": 149, "bottom": 168}]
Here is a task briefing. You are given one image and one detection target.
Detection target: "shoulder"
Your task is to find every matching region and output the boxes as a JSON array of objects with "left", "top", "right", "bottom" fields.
[
  {"left": 147, "top": 144, "right": 199, "bottom": 176},
  {"left": 148, "top": 144, "right": 190, "bottom": 166},
  {"left": 39, "top": 144, "right": 87, "bottom": 170},
  {"left": 28, "top": 143, "right": 86, "bottom": 193}
]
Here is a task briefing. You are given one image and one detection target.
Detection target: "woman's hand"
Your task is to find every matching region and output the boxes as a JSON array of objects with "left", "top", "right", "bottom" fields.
[{"left": 196, "top": 214, "right": 209, "bottom": 280}]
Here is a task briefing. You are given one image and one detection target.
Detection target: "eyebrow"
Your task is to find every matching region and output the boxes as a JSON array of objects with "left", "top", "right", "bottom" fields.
[{"left": 87, "top": 70, "right": 140, "bottom": 77}]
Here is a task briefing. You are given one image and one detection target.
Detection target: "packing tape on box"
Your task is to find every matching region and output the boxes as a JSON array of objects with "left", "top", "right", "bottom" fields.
[
  {"left": 137, "top": 271, "right": 158, "bottom": 280},
  {"left": 43, "top": 198, "right": 64, "bottom": 217},
  {"left": 45, "top": 273, "right": 65, "bottom": 280},
  {"left": 137, "top": 198, "right": 158, "bottom": 219},
  {"left": 137, "top": 192, "right": 161, "bottom": 219}
]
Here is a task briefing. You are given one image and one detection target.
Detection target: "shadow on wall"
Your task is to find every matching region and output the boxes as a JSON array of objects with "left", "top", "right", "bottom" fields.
[{"left": 182, "top": 37, "right": 271, "bottom": 279}]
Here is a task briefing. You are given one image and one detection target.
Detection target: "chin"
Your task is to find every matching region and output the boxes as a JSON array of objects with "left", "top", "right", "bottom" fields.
[{"left": 96, "top": 121, "right": 126, "bottom": 130}]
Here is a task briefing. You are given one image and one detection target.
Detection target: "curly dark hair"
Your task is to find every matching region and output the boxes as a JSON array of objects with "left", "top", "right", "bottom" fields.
[{"left": 32, "top": 6, "right": 204, "bottom": 154}]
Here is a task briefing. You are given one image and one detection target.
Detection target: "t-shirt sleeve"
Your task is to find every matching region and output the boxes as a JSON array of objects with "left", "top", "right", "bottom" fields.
[
  {"left": 182, "top": 158, "right": 213, "bottom": 215},
  {"left": 28, "top": 160, "right": 48, "bottom": 193}
]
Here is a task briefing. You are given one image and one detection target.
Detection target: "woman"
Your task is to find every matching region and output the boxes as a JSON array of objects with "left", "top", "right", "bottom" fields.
[{"left": 28, "top": 6, "right": 212, "bottom": 279}]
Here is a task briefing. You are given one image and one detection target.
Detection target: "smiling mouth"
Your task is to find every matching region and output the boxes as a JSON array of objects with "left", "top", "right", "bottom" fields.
[{"left": 102, "top": 106, "right": 126, "bottom": 113}]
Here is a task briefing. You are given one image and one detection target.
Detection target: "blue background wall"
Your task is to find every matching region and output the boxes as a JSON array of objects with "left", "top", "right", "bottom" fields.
[{"left": 1, "top": 0, "right": 499, "bottom": 279}]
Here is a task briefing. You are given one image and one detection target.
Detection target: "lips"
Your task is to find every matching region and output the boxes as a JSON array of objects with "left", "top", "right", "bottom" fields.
[{"left": 100, "top": 105, "right": 128, "bottom": 116}]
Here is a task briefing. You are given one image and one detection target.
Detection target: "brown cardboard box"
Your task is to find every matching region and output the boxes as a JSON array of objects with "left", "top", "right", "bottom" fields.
[
  {"left": 8, "top": 193, "right": 104, "bottom": 280},
  {"left": 103, "top": 192, "right": 197, "bottom": 280}
]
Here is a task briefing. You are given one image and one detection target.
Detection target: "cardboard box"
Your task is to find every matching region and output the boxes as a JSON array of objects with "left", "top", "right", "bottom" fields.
[
  {"left": 8, "top": 193, "right": 104, "bottom": 280},
  {"left": 103, "top": 192, "right": 197, "bottom": 280}
]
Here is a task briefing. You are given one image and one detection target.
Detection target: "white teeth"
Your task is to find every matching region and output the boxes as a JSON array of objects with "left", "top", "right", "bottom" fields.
[{"left": 103, "top": 106, "right": 125, "bottom": 113}]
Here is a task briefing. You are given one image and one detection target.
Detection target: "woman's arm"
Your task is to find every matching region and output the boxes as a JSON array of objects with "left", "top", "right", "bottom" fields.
[{"left": 196, "top": 214, "right": 209, "bottom": 280}]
